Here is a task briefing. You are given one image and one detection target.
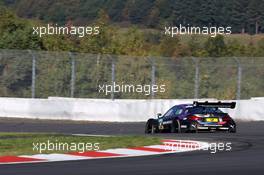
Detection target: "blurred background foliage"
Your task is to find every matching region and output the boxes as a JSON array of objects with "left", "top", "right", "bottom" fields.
[{"left": 0, "top": 1, "right": 264, "bottom": 99}]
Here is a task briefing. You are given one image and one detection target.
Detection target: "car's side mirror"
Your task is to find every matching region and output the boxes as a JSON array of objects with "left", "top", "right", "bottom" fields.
[{"left": 157, "top": 113, "right": 162, "bottom": 119}]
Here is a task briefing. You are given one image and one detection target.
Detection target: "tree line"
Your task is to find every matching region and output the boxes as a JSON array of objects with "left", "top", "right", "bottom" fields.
[
  {"left": 1, "top": 6, "right": 264, "bottom": 57},
  {"left": 2, "top": 0, "right": 264, "bottom": 34}
]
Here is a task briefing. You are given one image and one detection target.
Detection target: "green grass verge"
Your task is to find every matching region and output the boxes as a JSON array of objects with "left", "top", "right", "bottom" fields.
[{"left": 0, "top": 132, "right": 161, "bottom": 156}]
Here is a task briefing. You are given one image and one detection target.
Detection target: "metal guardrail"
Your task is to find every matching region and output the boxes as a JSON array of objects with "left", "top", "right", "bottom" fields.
[{"left": 0, "top": 49, "right": 263, "bottom": 99}]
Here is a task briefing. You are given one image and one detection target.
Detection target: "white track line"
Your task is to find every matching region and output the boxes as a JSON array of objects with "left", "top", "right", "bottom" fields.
[
  {"left": 22, "top": 154, "right": 89, "bottom": 161},
  {"left": 99, "top": 148, "right": 160, "bottom": 156}
]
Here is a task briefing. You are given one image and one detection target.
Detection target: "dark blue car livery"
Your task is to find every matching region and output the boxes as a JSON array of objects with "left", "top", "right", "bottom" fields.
[{"left": 145, "top": 101, "right": 236, "bottom": 133}]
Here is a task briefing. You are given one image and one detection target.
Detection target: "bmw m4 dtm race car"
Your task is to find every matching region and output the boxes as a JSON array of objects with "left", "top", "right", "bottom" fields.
[{"left": 145, "top": 101, "right": 236, "bottom": 134}]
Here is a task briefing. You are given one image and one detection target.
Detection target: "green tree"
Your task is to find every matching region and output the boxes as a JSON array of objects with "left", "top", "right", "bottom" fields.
[
  {"left": 0, "top": 7, "right": 42, "bottom": 50},
  {"left": 204, "top": 35, "right": 227, "bottom": 57}
]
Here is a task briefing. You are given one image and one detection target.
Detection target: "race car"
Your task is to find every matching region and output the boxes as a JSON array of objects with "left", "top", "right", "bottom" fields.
[{"left": 145, "top": 101, "right": 236, "bottom": 134}]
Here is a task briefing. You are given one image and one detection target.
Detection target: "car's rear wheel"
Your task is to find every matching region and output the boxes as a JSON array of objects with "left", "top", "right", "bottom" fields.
[
  {"left": 170, "top": 119, "right": 181, "bottom": 133},
  {"left": 188, "top": 122, "right": 198, "bottom": 133},
  {"left": 229, "top": 125, "right": 236, "bottom": 133},
  {"left": 193, "top": 123, "right": 198, "bottom": 133}
]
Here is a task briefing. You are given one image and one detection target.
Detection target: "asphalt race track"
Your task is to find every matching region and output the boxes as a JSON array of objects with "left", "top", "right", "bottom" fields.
[{"left": 0, "top": 118, "right": 264, "bottom": 175}]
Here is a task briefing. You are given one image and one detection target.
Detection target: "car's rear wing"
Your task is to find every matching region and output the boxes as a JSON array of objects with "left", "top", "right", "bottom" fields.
[{"left": 193, "top": 101, "right": 236, "bottom": 109}]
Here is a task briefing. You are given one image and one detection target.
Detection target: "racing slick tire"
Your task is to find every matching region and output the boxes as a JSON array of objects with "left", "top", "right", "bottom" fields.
[
  {"left": 145, "top": 119, "right": 159, "bottom": 134},
  {"left": 228, "top": 125, "right": 236, "bottom": 133},
  {"left": 192, "top": 123, "right": 198, "bottom": 133},
  {"left": 188, "top": 122, "right": 198, "bottom": 133},
  {"left": 170, "top": 119, "right": 181, "bottom": 133}
]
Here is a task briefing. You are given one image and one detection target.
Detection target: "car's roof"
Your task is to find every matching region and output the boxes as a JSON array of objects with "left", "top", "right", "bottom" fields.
[{"left": 176, "top": 104, "right": 193, "bottom": 108}]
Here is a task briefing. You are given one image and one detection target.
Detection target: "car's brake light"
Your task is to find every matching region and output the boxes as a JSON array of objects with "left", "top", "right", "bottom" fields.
[{"left": 188, "top": 115, "right": 201, "bottom": 121}]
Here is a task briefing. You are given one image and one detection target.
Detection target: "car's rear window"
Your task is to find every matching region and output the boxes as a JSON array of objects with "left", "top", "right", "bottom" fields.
[{"left": 187, "top": 107, "right": 224, "bottom": 114}]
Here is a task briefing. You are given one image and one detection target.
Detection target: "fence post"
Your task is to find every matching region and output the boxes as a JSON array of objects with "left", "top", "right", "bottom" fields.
[
  {"left": 111, "top": 56, "right": 115, "bottom": 100},
  {"left": 69, "top": 52, "right": 75, "bottom": 98},
  {"left": 235, "top": 58, "right": 242, "bottom": 100},
  {"left": 151, "top": 58, "right": 156, "bottom": 99},
  {"left": 29, "top": 50, "right": 36, "bottom": 98},
  {"left": 193, "top": 58, "right": 199, "bottom": 99}
]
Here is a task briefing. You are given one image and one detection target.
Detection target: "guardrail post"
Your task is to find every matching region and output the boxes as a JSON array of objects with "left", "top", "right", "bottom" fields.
[
  {"left": 151, "top": 58, "right": 156, "bottom": 99},
  {"left": 193, "top": 58, "right": 199, "bottom": 99},
  {"left": 29, "top": 50, "right": 36, "bottom": 98},
  {"left": 235, "top": 58, "right": 242, "bottom": 100},
  {"left": 111, "top": 56, "right": 115, "bottom": 100},
  {"left": 69, "top": 52, "right": 75, "bottom": 98}
]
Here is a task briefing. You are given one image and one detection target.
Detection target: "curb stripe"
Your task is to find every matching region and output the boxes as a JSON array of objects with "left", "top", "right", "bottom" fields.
[
  {"left": 0, "top": 156, "right": 42, "bottom": 163},
  {"left": 161, "top": 143, "right": 200, "bottom": 149},
  {"left": 129, "top": 146, "right": 169, "bottom": 153},
  {"left": 22, "top": 154, "right": 88, "bottom": 161},
  {"left": 69, "top": 151, "right": 123, "bottom": 157},
  {"left": 162, "top": 140, "right": 200, "bottom": 145},
  {"left": 0, "top": 139, "right": 209, "bottom": 164},
  {"left": 99, "top": 148, "right": 157, "bottom": 156}
]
